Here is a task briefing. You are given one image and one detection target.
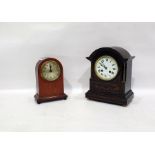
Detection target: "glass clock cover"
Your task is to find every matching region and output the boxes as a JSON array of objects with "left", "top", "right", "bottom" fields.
[{"left": 94, "top": 55, "right": 119, "bottom": 81}]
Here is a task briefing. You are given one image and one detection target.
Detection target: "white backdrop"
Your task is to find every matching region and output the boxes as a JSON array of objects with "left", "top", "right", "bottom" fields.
[
  {"left": 0, "top": 22, "right": 155, "bottom": 90},
  {"left": 0, "top": 23, "right": 155, "bottom": 131}
]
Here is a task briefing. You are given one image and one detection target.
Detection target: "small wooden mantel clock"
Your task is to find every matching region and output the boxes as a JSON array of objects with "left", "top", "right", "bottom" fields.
[
  {"left": 85, "top": 47, "right": 135, "bottom": 106},
  {"left": 35, "top": 57, "right": 67, "bottom": 104}
]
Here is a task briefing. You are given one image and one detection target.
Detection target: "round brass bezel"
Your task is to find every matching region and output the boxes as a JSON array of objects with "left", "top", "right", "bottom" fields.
[{"left": 41, "top": 60, "right": 61, "bottom": 81}]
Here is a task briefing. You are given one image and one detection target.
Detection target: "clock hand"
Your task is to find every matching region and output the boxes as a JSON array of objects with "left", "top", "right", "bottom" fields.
[
  {"left": 49, "top": 65, "right": 53, "bottom": 72},
  {"left": 104, "top": 65, "right": 107, "bottom": 70},
  {"left": 99, "top": 63, "right": 107, "bottom": 70},
  {"left": 99, "top": 63, "right": 104, "bottom": 67}
]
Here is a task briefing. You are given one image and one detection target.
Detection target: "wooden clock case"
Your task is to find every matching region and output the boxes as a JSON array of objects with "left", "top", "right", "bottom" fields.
[
  {"left": 85, "top": 47, "right": 135, "bottom": 106},
  {"left": 35, "top": 58, "right": 67, "bottom": 104}
]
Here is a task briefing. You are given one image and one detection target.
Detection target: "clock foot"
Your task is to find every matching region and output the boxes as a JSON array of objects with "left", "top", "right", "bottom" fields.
[
  {"left": 85, "top": 90, "right": 134, "bottom": 106},
  {"left": 34, "top": 93, "right": 68, "bottom": 104}
]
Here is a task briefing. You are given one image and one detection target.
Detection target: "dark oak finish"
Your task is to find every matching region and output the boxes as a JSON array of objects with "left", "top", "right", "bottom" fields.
[
  {"left": 35, "top": 58, "right": 67, "bottom": 104},
  {"left": 85, "top": 47, "right": 134, "bottom": 106}
]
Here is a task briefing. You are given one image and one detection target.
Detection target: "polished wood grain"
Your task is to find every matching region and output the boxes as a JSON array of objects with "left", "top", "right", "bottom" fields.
[{"left": 35, "top": 58, "right": 67, "bottom": 104}]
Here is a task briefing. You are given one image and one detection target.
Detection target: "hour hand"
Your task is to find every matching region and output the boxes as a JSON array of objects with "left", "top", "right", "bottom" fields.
[
  {"left": 103, "top": 65, "right": 107, "bottom": 70},
  {"left": 100, "top": 63, "right": 107, "bottom": 70},
  {"left": 49, "top": 65, "right": 52, "bottom": 72}
]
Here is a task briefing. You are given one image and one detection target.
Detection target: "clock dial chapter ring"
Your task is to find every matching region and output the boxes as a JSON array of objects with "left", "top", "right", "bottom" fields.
[
  {"left": 94, "top": 55, "right": 119, "bottom": 81},
  {"left": 41, "top": 60, "right": 61, "bottom": 81}
]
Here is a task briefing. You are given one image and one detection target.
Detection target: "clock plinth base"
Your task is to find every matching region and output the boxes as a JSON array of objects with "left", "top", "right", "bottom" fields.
[
  {"left": 85, "top": 90, "right": 134, "bottom": 106},
  {"left": 34, "top": 93, "right": 68, "bottom": 104}
]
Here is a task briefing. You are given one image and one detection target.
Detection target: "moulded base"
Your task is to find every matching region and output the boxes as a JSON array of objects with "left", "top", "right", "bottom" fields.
[
  {"left": 34, "top": 93, "right": 68, "bottom": 104},
  {"left": 85, "top": 90, "right": 134, "bottom": 106}
]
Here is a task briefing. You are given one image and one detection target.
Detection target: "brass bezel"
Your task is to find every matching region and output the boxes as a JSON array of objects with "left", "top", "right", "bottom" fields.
[{"left": 41, "top": 60, "right": 61, "bottom": 81}]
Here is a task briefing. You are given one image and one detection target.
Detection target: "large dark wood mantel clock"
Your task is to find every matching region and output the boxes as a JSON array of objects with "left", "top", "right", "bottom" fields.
[
  {"left": 85, "top": 47, "right": 135, "bottom": 106},
  {"left": 35, "top": 57, "right": 67, "bottom": 104}
]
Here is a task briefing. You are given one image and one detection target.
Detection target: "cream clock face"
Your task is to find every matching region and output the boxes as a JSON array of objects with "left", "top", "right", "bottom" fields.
[
  {"left": 94, "top": 55, "right": 119, "bottom": 81},
  {"left": 41, "top": 60, "right": 61, "bottom": 81}
]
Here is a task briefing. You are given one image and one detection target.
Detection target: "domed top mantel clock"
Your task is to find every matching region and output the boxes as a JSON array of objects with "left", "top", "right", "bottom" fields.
[
  {"left": 85, "top": 47, "right": 135, "bottom": 106},
  {"left": 34, "top": 57, "right": 67, "bottom": 104}
]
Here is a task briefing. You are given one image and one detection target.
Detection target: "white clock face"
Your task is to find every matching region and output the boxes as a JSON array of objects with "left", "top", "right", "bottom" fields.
[
  {"left": 41, "top": 60, "right": 61, "bottom": 81},
  {"left": 94, "top": 55, "right": 119, "bottom": 81}
]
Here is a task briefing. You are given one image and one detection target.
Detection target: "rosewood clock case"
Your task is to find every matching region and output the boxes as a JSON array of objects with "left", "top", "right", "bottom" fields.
[{"left": 85, "top": 47, "right": 135, "bottom": 106}]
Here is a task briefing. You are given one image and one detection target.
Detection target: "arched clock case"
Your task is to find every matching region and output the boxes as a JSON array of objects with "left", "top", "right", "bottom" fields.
[
  {"left": 85, "top": 47, "right": 135, "bottom": 106},
  {"left": 34, "top": 58, "right": 67, "bottom": 104}
]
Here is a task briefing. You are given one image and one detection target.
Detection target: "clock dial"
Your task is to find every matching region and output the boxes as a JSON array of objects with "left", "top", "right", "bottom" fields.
[
  {"left": 94, "top": 55, "right": 119, "bottom": 81},
  {"left": 41, "top": 60, "right": 61, "bottom": 81}
]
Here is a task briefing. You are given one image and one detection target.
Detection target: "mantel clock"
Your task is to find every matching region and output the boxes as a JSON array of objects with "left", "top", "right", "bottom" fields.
[
  {"left": 35, "top": 58, "right": 67, "bottom": 104},
  {"left": 85, "top": 47, "right": 135, "bottom": 106}
]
